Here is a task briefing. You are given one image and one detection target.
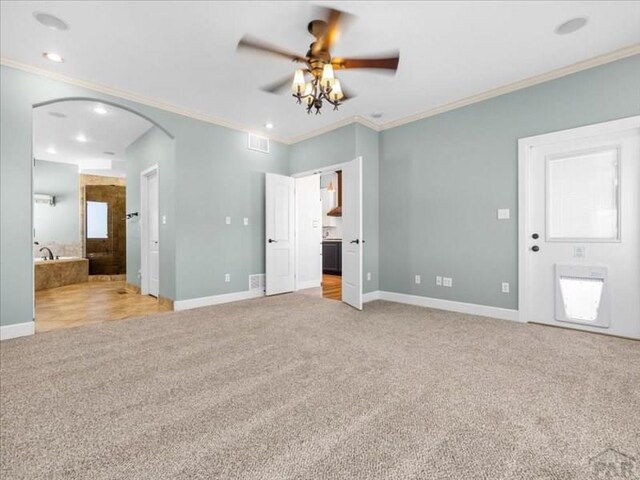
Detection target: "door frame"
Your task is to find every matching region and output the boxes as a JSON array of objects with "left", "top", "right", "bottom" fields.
[
  {"left": 290, "top": 157, "right": 363, "bottom": 300},
  {"left": 140, "top": 164, "right": 159, "bottom": 296},
  {"left": 517, "top": 116, "right": 640, "bottom": 323}
]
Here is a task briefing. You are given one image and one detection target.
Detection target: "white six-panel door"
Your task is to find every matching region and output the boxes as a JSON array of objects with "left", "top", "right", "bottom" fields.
[
  {"left": 147, "top": 170, "right": 160, "bottom": 297},
  {"left": 141, "top": 165, "right": 160, "bottom": 297},
  {"left": 265, "top": 173, "right": 295, "bottom": 296},
  {"left": 341, "top": 157, "right": 363, "bottom": 310}
]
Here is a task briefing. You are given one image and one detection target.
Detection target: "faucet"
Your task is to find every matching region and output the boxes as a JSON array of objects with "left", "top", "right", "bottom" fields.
[{"left": 39, "top": 246, "right": 54, "bottom": 260}]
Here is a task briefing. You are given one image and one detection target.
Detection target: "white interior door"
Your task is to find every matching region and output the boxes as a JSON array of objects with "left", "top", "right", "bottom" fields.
[
  {"left": 295, "top": 174, "right": 322, "bottom": 290},
  {"left": 265, "top": 173, "right": 295, "bottom": 296},
  {"left": 521, "top": 118, "right": 640, "bottom": 338},
  {"left": 147, "top": 169, "right": 160, "bottom": 297},
  {"left": 341, "top": 157, "right": 363, "bottom": 310}
]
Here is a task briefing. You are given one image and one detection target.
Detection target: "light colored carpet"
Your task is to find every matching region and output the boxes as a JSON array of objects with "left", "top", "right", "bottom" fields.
[{"left": 1, "top": 294, "right": 638, "bottom": 479}]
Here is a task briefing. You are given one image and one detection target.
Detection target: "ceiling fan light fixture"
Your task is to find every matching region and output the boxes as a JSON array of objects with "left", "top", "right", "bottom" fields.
[
  {"left": 238, "top": 7, "right": 399, "bottom": 115},
  {"left": 329, "top": 78, "right": 344, "bottom": 101},
  {"left": 291, "top": 69, "right": 306, "bottom": 94},
  {"left": 321, "top": 64, "right": 335, "bottom": 90}
]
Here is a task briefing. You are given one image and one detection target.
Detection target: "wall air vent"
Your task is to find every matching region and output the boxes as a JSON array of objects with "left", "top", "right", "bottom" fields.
[
  {"left": 248, "top": 133, "right": 269, "bottom": 154},
  {"left": 249, "top": 274, "right": 265, "bottom": 292}
]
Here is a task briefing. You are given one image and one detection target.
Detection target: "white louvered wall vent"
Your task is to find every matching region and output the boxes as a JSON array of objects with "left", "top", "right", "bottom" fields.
[
  {"left": 248, "top": 133, "right": 270, "bottom": 153},
  {"left": 249, "top": 274, "right": 266, "bottom": 292}
]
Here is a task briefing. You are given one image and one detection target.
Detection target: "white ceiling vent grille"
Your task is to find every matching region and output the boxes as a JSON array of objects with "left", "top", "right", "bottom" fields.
[
  {"left": 249, "top": 274, "right": 265, "bottom": 292},
  {"left": 248, "top": 133, "right": 269, "bottom": 153}
]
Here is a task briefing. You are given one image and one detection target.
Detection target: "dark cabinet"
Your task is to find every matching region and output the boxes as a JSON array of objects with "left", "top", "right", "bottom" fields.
[{"left": 322, "top": 241, "right": 342, "bottom": 275}]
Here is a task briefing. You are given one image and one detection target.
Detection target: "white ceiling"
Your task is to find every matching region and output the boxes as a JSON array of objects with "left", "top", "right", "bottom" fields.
[
  {"left": 33, "top": 100, "right": 153, "bottom": 177},
  {"left": 2, "top": 1, "right": 639, "bottom": 142}
]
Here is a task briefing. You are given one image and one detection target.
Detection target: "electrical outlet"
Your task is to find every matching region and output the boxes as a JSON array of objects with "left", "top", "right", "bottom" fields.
[
  {"left": 162, "top": 215, "right": 167, "bottom": 225},
  {"left": 502, "top": 282, "right": 510, "bottom": 293},
  {"left": 244, "top": 217, "right": 249, "bottom": 226},
  {"left": 436, "top": 276, "right": 442, "bottom": 286},
  {"left": 367, "top": 272, "right": 371, "bottom": 281},
  {"left": 225, "top": 216, "right": 231, "bottom": 225},
  {"left": 443, "top": 277, "right": 453, "bottom": 287},
  {"left": 224, "top": 273, "right": 231, "bottom": 282},
  {"left": 415, "top": 275, "right": 421, "bottom": 284}
]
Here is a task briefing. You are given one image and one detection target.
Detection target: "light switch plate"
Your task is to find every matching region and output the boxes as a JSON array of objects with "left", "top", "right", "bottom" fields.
[
  {"left": 436, "top": 276, "right": 442, "bottom": 286},
  {"left": 224, "top": 273, "right": 230, "bottom": 282},
  {"left": 367, "top": 272, "right": 371, "bottom": 281},
  {"left": 497, "top": 208, "right": 510, "bottom": 220},
  {"left": 443, "top": 277, "right": 453, "bottom": 287},
  {"left": 225, "top": 216, "right": 231, "bottom": 225},
  {"left": 502, "top": 282, "right": 510, "bottom": 293},
  {"left": 415, "top": 275, "right": 421, "bottom": 284},
  {"left": 243, "top": 217, "right": 249, "bottom": 226}
]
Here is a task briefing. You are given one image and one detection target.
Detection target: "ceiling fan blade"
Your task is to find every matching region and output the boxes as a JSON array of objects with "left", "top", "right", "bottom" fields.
[
  {"left": 332, "top": 54, "right": 400, "bottom": 72},
  {"left": 261, "top": 74, "right": 294, "bottom": 94},
  {"left": 311, "top": 8, "right": 352, "bottom": 55},
  {"left": 237, "top": 36, "right": 307, "bottom": 63}
]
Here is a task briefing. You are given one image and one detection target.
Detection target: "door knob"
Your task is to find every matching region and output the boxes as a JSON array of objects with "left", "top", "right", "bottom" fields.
[
  {"left": 268, "top": 238, "right": 277, "bottom": 243},
  {"left": 532, "top": 233, "right": 539, "bottom": 239},
  {"left": 350, "top": 239, "right": 360, "bottom": 244},
  {"left": 531, "top": 245, "right": 540, "bottom": 252}
]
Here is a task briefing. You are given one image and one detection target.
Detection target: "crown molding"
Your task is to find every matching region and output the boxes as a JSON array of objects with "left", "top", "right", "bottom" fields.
[
  {"left": 286, "top": 115, "right": 382, "bottom": 145},
  {"left": 3, "top": 44, "right": 638, "bottom": 146},
  {"left": 0, "top": 57, "right": 290, "bottom": 145},
  {"left": 378, "top": 44, "right": 640, "bottom": 131}
]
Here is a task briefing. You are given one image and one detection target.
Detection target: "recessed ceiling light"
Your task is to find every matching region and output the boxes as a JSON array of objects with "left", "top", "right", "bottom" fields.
[
  {"left": 48, "top": 111, "right": 67, "bottom": 118},
  {"left": 555, "top": 17, "right": 588, "bottom": 35},
  {"left": 46, "top": 147, "right": 57, "bottom": 154},
  {"left": 103, "top": 151, "right": 115, "bottom": 156},
  {"left": 43, "top": 52, "right": 64, "bottom": 63},
  {"left": 33, "top": 12, "right": 69, "bottom": 31},
  {"left": 264, "top": 123, "right": 274, "bottom": 129},
  {"left": 93, "top": 105, "right": 107, "bottom": 115},
  {"left": 371, "top": 112, "right": 383, "bottom": 119},
  {"left": 75, "top": 133, "right": 88, "bottom": 143}
]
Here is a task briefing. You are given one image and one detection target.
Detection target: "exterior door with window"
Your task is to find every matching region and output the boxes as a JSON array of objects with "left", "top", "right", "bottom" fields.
[{"left": 521, "top": 118, "right": 640, "bottom": 338}]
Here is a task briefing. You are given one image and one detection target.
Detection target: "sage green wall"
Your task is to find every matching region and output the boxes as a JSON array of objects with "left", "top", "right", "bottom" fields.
[
  {"left": 125, "top": 126, "right": 176, "bottom": 299},
  {"left": 288, "top": 123, "right": 380, "bottom": 293},
  {"left": 0, "top": 65, "right": 288, "bottom": 326},
  {"left": 33, "top": 160, "right": 80, "bottom": 246},
  {"left": 173, "top": 116, "right": 289, "bottom": 300},
  {"left": 2, "top": 56, "right": 638, "bottom": 327},
  {"left": 379, "top": 54, "right": 640, "bottom": 309}
]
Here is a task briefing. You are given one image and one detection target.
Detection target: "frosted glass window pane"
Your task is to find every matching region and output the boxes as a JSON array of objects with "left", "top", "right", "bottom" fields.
[
  {"left": 547, "top": 149, "right": 619, "bottom": 240},
  {"left": 559, "top": 276, "right": 603, "bottom": 322},
  {"left": 87, "top": 201, "right": 108, "bottom": 239}
]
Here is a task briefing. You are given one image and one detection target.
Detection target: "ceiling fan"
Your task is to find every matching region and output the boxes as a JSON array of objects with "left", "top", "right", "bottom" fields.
[{"left": 237, "top": 7, "right": 400, "bottom": 115}]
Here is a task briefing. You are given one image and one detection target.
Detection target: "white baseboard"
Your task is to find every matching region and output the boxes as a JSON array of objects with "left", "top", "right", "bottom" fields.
[
  {"left": 363, "top": 290, "right": 382, "bottom": 303},
  {"left": 174, "top": 289, "right": 265, "bottom": 311},
  {"left": 0, "top": 321, "right": 35, "bottom": 340},
  {"left": 365, "top": 290, "right": 521, "bottom": 322}
]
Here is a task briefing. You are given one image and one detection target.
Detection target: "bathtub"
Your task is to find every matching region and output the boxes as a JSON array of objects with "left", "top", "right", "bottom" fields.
[{"left": 34, "top": 257, "right": 89, "bottom": 291}]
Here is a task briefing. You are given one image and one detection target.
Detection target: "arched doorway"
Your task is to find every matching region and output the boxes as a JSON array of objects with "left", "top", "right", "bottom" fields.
[{"left": 31, "top": 98, "right": 175, "bottom": 333}]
